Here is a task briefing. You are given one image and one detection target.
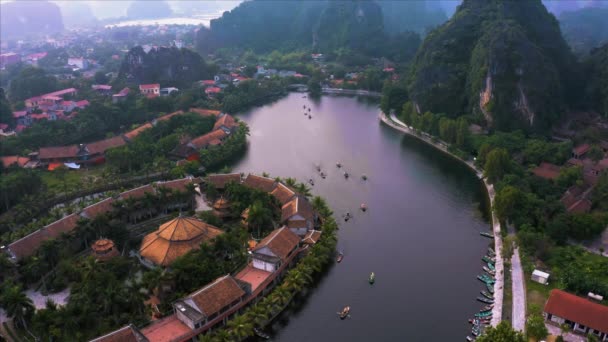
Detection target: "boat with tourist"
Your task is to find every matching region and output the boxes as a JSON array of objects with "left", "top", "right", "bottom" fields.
[
  {"left": 339, "top": 306, "right": 350, "bottom": 319},
  {"left": 360, "top": 203, "right": 367, "bottom": 212},
  {"left": 466, "top": 336, "right": 475, "bottom": 341},
  {"left": 336, "top": 162, "right": 342, "bottom": 168},
  {"left": 369, "top": 272, "right": 375, "bottom": 284},
  {"left": 344, "top": 172, "right": 349, "bottom": 179},
  {"left": 362, "top": 174, "right": 368, "bottom": 181},
  {"left": 337, "top": 251, "right": 344, "bottom": 263}
]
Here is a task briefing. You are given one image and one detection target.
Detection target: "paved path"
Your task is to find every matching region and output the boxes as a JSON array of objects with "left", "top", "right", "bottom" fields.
[
  {"left": 546, "top": 324, "right": 587, "bottom": 342},
  {"left": 380, "top": 112, "right": 504, "bottom": 325},
  {"left": 511, "top": 246, "right": 526, "bottom": 331}
]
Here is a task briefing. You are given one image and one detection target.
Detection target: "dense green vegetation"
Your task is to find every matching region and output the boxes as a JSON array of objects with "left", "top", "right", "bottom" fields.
[
  {"left": 559, "top": 8, "right": 608, "bottom": 56},
  {"left": 378, "top": 1, "right": 447, "bottom": 35},
  {"left": 584, "top": 44, "right": 608, "bottom": 118},
  {"left": 408, "top": 0, "right": 578, "bottom": 133},
  {"left": 7, "top": 66, "right": 59, "bottom": 102}
]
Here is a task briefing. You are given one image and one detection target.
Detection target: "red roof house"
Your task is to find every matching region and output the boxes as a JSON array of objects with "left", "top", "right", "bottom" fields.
[{"left": 544, "top": 289, "right": 608, "bottom": 337}]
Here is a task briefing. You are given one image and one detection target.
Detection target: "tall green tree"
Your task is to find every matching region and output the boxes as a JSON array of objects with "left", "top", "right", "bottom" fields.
[
  {"left": 526, "top": 313, "right": 549, "bottom": 341},
  {"left": 0, "top": 285, "right": 35, "bottom": 329},
  {"left": 484, "top": 148, "right": 511, "bottom": 183},
  {"left": 476, "top": 321, "right": 525, "bottom": 342}
]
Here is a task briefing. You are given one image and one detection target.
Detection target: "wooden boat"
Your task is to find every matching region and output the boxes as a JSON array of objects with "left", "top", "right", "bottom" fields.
[
  {"left": 339, "top": 306, "right": 350, "bottom": 319},
  {"left": 254, "top": 328, "right": 270, "bottom": 340},
  {"left": 482, "top": 256, "right": 495, "bottom": 264},
  {"left": 477, "top": 275, "right": 494, "bottom": 284},
  {"left": 483, "top": 266, "right": 495, "bottom": 276},
  {"left": 475, "top": 310, "right": 492, "bottom": 318},
  {"left": 487, "top": 262, "right": 495, "bottom": 272},
  {"left": 315, "top": 165, "right": 321, "bottom": 172},
  {"left": 336, "top": 252, "right": 344, "bottom": 263},
  {"left": 344, "top": 172, "right": 349, "bottom": 179},
  {"left": 320, "top": 172, "right": 326, "bottom": 179},
  {"left": 369, "top": 272, "right": 375, "bottom": 284},
  {"left": 308, "top": 108, "right": 311, "bottom": 112},
  {"left": 466, "top": 336, "right": 474, "bottom": 341},
  {"left": 336, "top": 162, "right": 342, "bottom": 168},
  {"left": 308, "top": 115, "right": 312, "bottom": 119},
  {"left": 487, "top": 247, "right": 496, "bottom": 256},
  {"left": 477, "top": 296, "right": 494, "bottom": 304},
  {"left": 482, "top": 304, "right": 494, "bottom": 311},
  {"left": 481, "top": 291, "right": 494, "bottom": 299},
  {"left": 486, "top": 283, "right": 494, "bottom": 294},
  {"left": 360, "top": 203, "right": 367, "bottom": 212},
  {"left": 362, "top": 174, "right": 368, "bottom": 181},
  {"left": 309, "top": 179, "right": 315, "bottom": 186},
  {"left": 480, "top": 232, "right": 494, "bottom": 239}
]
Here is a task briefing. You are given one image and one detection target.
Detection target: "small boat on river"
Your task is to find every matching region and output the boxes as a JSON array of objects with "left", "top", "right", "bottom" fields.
[
  {"left": 339, "top": 306, "right": 350, "bottom": 319},
  {"left": 320, "top": 172, "right": 326, "bottom": 179},
  {"left": 481, "top": 291, "right": 494, "bottom": 299},
  {"left": 337, "top": 251, "right": 344, "bottom": 263},
  {"left": 336, "top": 162, "right": 342, "bottom": 168},
  {"left": 362, "top": 174, "right": 368, "bottom": 181},
  {"left": 344, "top": 172, "right": 349, "bottom": 179},
  {"left": 475, "top": 311, "right": 492, "bottom": 318},
  {"left": 308, "top": 115, "right": 312, "bottom": 119},
  {"left": 466, "top": 336, "right": 474, "bottom": 341},
  {"left": 360, "top": 203, "right": 367, "bottom": 212},
  {"left": 482, "top": 256, "right": 495, "bottom": 264},
  {"left": 369, "top": 272, "right": 375, "bottom": 284},
  {"left": 482, "top": 304, "right": 494, "bottom": 311},
  {"left": 480, "top": 232, "right": 494, "bottom": 239},
  {"left": 477, "top": 296, "right": 494, "bottom": 304},
  {"left": 254, "top": 328, "right": 270, "bottom": 340}
]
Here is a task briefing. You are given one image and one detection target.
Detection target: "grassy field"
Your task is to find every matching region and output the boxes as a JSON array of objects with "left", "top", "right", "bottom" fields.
[{"left": 40, "top": 167, "right": 107, "bottom": 194}]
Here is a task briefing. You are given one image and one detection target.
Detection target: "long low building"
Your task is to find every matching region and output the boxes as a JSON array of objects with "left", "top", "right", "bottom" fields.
[{"left": 544, "top": 289, "right": 608, "bottom": 341}]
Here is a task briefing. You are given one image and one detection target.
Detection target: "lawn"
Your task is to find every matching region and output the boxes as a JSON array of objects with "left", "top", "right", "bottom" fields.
[{"left": 40, "top": 167, "right": 107, "bottom": 194}]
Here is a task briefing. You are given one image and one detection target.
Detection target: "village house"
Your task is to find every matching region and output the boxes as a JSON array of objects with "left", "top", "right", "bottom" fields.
[
  {"left": 560, "top": 185, "right": 592, "bottom": 213},
  {"left": 302, "top": 230, "right": 322, "bottom": 246},
  {"left": 67, "top": 57, "right": 88, "bottom": 70},
  {"left": 89, "top": 324, "right": 149, "bottom": 342},
  {"left": 25, "top": 88, "right": 78, "bottom": 111},
  {"left": 113, "top": 87, "right": 130, "bottom": 103},
  {"left": 213, "top": 114, "right": 237, "bottom": 133},
  {"left": 544, "top": 289, "right": 608, "bottom": 341},
  {"left": 572, "top": 144, "right": 590, "bottom": 159},
  {"left": 281, "top": 195, "right": 315, "bottom": 236},
  {"left": 270, "top": 183, "right": 297, "bottom": 205},
  {"left": 173, "top": 275, "right": 248, "bottom": 331},
  {"left": 139, "top": 216, "right": 223, "bottom": 268},
  {"left": 171, "top": 129, "right": 228, "bottom": 160},
  {"left": 6, "top": 214, "right": 80, "bottom": 261},
  {"left": 0, "top": 156, "right": 29, "bottom": 168},
  {"left": 532, "top": 162, "right": 561, "bottom": 180},
  {"left": 139, "top": 84, "right": 161, "bottom": 96},
  {"left": 242, "top": 174, "right": 277, "bottom": 193},
  {"left": 204, "top": 87, "right": 221, "bottom": 96},
  {"left": 531, "top": 269, "right": 550, "bottom": 285},
  {"left": 205, "top": 173, "right": 242, "bottom": 190},
  {"left": 92, "top": 84, "right": 112, "bottom": 95},
  {"left": 212, "top": 197, "right": 232, "bottom": 218},
  {"left": 250, "top": 226, "right": 300, "bottom": 272}
]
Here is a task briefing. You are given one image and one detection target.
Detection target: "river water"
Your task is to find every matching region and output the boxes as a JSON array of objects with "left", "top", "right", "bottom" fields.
[{"left": 234, "top": 93, "right": 491, "bottom": 341}]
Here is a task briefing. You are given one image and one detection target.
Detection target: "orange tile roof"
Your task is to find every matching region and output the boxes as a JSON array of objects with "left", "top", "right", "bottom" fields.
[
  {"left": 187, "top": 275, "right": 245, "bottom": 317},
  {"left": 532, "top": 162, "right": 561, "bottom": 180},
  {"left": 281, "top": 196, "right": 314, "bottom": 222},
  {"left": 213, "top": 114, "right": 236, "bottom": 131},
  {"left": 125, "top": 123, "right": 153, "bottom": 140},
  {"left": 39, "top": 145, "right": 80, "bottom": 160},
  {"left": 271, "top": 183, "right": 296, "bottom": 205},
  {"left": 8, "top": 214, "right": 80, "bottom": 260},
  {"left": 190, "top": 129, "right": 227, "bottom": 149},
  {"left": 544, "top": 289, "right": 608, "bottom": 333},
  {"left": 1, "top": 156, "right": 29, "bottom": 168},
  {"left": 139, "top": 216, "right": 223, "bottom": 266},
  {"left": 252, "top": 226, "right": 300, "bottom": 261},
  {"left": 242, "top": 174, "right": 276, "bottom": 193},
  {"left": 89, "top": 324, "right": 149, "bottom": 342},
  {"left": 120, "top": 184, "right": 155, "bottom": 200},
  {"left": 81, "top": 198, "right": 114, "bottom": 219},
  {"left": 302, "top": 230, "right": 322, "bottom": 245},
  {"left": 141, "top": 315, "right": 190, "bottom": 342},
  {"left": 189, "top": 108, "right": 221, "bottom": 117},
  {"left": 155, "top": 177, "right": 197, "bottom": 192},
  {"left": 156, "top": 110, "right": 184, "bottom": 122},
  {"left": 235, "top": 265, "right": 272, "bottom": 291},
  {"left": 86, "top": 136, "right": 127, "bottom": 155},
  {"left": 206, "top": 173, "right": 241, "bottom": 189}
]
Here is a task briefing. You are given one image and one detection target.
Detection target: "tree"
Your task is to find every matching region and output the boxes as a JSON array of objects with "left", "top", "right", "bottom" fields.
[
  {"left": 484, "top": 148, "right": 511, "bottom": 183},
  {"left": 247, "top": 200, "right": 273, "bottom": 238},
  {"left": 526, "top": 313, "right": 548, "bottom": 341},
  {"left": 94, "top": 71, "right": 109, "bottom": 84},
  {"left": 494, "top": 185, "right": 521, "bottom": 222},
  {"left": 0, "top": 285, "right": 35, "bottom": 329},
  {"left": 476, "top": 321, "right": 525, "bottom": 342},
  {"left": 8, "top": 66, "right": 58, "bottom": 101},
  {"left": 456, "top": 117, "right": 469, "bottom": 148},
  {"left": 587, "top": 145, "right": 604, "bottom": 162}
]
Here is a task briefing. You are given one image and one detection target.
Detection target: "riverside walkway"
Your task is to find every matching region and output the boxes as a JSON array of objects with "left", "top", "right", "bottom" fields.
[{"left": 380, "top": 112, "right": 505, "bottom": 326}]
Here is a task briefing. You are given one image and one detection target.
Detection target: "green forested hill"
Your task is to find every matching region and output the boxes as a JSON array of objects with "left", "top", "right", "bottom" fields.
[
  {"left": 559, "top": 8, "right": 608, "bottom": 56},
  {"left": 196, "top": 0, "right": 446, "bottom": 55},
  {"left": 584, "top": 44, "right": 608, "bottom": 118},
  {"left": 408, "top": 0, "right": 578, "bottom": 133}
]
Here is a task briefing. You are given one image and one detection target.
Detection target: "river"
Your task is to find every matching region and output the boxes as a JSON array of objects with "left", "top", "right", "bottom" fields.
[{"left": 233, "top": 93, "right": 492, "bottom": 341}]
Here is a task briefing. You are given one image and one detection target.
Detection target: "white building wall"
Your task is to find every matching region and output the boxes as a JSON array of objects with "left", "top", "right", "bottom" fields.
[{"left": 252, "top": 258, "right": 276, "bottom": 272}]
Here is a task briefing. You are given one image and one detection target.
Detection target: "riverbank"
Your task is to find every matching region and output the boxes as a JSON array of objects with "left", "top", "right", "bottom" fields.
[{"left": 379, "top": 111, "right": 506, "bottom": 327}]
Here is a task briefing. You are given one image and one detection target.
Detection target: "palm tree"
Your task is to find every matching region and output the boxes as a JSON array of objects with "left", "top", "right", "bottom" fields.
[
  {"left": 284, "top": 178, "right": 297, "bottom": 188},
  {"left": 227, "top": 314, "right": 253, "bottom": 340},
  {"left": 294, "top": 183, "right": 311, "bottom": 198},
  {"left": 1, "top": 285, "right": 35, "bottom": 329},
  {"left": 248, "top": 201, "right": 272, "bottom": 239},
  {"left": 249, "top": 303, "right": 270, "bottom": 327}
]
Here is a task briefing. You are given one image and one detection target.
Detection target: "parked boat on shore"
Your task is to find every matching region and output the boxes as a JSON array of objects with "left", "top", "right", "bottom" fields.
[
  {"left": 481, "top": 291, "right": 494, "bottom": 299},
  {"left": 254, "top": 328, "right": 270, "bottom": 340},
  {"left": 480, "top": 232, "right": 494, "bottom": 239},
  {"left": 483, "top": 266, "right": 495, "bottom": 276},
  {"left": 476, "top": 296, "right": 494, "bottom": 304},
  {"left": 487, "top": 262, "right": 495, "bottom": 272},
  {"left": 486, "top": 283, "right": 494, "bottom": 294}
]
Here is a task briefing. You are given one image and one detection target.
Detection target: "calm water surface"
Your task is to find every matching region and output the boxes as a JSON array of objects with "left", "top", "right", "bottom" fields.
[{"left": 234, "top": 93, "right": 491, "bottom": 341}]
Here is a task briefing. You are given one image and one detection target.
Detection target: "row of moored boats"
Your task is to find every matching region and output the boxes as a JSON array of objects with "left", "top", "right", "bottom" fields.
[{"left": 466, "top": 246, "right": 497, "bottom": 341}]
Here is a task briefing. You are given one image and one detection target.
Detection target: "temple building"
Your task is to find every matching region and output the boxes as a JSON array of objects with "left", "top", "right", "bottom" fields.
[
  {"left": 91, "top": 238, "right": 119, "bottom": 261},
  {"left": 139, "top": 216, "right": 223, "bottom": 267}
]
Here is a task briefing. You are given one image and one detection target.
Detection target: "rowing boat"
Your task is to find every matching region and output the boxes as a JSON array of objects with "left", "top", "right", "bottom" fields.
[
  {"left": 480, "top": 232, "right": 494, "bottom": 238},
  {"left": 481, "top": 291, "right": 494, "bottom": 299},
  {"left": 369, "top": 272, "right": 375, "bottom": 284},
  {"left": 339, "top": 306, "right": 350, "bottom": 319},
  {"left": 477, "top": 296, "right": 494, "bottom": 304}
]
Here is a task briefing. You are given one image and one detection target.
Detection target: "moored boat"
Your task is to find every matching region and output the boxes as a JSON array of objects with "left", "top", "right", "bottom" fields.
[
  {"left": 487, "top": 247, "right": 496, "bottom": 256},
  {"left": 480, "top": 232, "right": 494, "bottom": 238},
  {"left": 487, "top": 262, "right": 495, "bottom": 271},
  {"left": 337, "top": 251, "right": 344, "bottom": 263},
  {"left": 466, "top": 336, "right": 474, "bottom": 341},
  {"left": 339, "top": 306, "right": 350, "bottom": 319},
  {"left": 483, "top": 266, "right": 495, "bottom": 276},
  {"left": 369, "top": 272, "right": 375, "bottom": 284},
  {"left": 481, "top": 291, "right": 494, "bottom": 299},
  {"left": 254, "top": 328, "right": 270, "bottom": 340},
  {"left": 486, "top": 283, "right": 494, "bottom": 294},
  {"left": 476, "top": 296, "right": 494, "bottom": 304}
]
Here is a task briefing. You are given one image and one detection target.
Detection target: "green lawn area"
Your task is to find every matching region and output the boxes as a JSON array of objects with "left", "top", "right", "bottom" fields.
[{"left": 40, "top": 167, "right": 106, "bottom": 194}]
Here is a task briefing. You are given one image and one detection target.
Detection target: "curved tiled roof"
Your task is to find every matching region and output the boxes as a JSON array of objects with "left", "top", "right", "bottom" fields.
[
  {"left": 139, "top": 217, "right": 223, "bottom": 266},
  {"left": 252, "top": 226, "right": 300, "bottom": 261},
  {"left": 242, "top": 174, "right": 276, "bottom": 193},
  {"left": 271, "top": 183, "right": 296, "bottom": 205}
]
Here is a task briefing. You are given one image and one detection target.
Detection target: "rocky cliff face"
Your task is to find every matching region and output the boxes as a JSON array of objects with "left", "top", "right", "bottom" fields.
[
  {"left": 118, "top": 47, "right": 213, "bottom": 87},
  {"left": 0, "top": 1, "right": 64, "bottom": 40},
  {"left": 408, "top": 0, "right": 576, "bottom": 133}
]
